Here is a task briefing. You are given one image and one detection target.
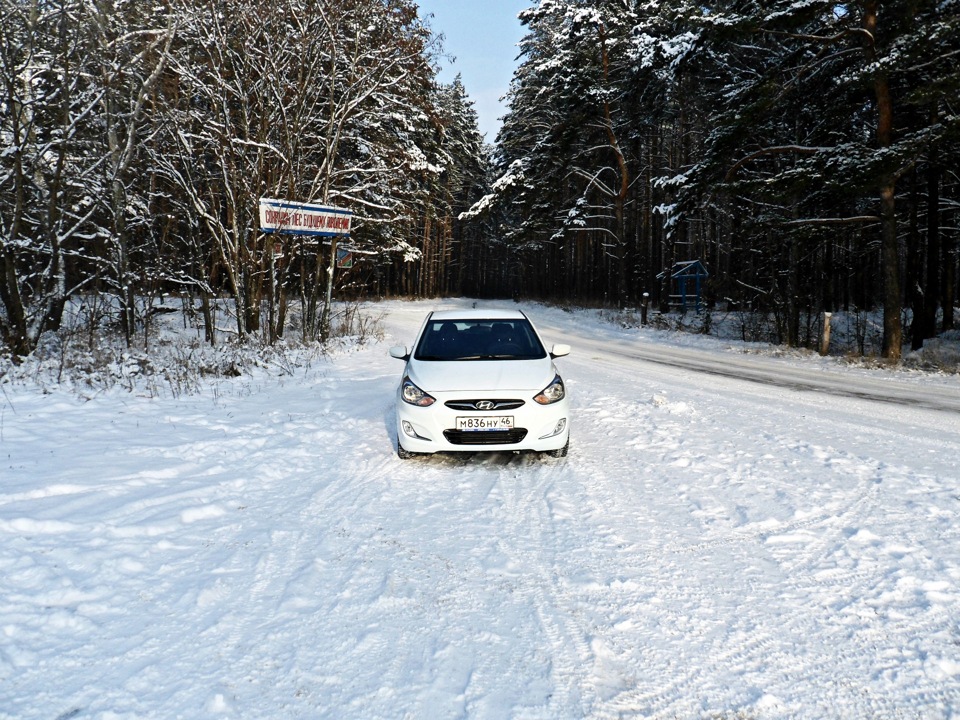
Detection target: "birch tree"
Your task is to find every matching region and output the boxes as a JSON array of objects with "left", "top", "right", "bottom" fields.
[
  {"left": 87, "top": 0, "right": 176, "bottom": 346},
  {"left": 0, "top": 0, "right": 100, "bottom": 357},
  {"left": 157, "top": 0, "right": 436, "bottom": 342}
]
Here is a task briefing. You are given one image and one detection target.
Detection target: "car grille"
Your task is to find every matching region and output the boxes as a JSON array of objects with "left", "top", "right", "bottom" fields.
[
  {"left": 443, "top": 429, "right": 529, "bottom": 446},
  {"left": 444, "top": 399, "right": 525, "bottom": 411}
]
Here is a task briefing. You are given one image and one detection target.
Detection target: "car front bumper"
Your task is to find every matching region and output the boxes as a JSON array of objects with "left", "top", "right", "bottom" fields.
[{"left": 396, "top": 390, "right": 569, "bottom": 454}]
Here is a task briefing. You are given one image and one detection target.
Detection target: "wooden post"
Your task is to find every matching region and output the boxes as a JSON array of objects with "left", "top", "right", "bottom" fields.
[
  {"left": 641, "top": 292, "right": 649, "bottom": 325},
  {"left": 820, "top": 312, "right": 832, "bottom": 356}
]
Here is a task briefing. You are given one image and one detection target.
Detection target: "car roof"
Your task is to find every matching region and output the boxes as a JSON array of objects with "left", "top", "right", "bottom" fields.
[{"left": 429, "top": 308, "right": 527, "bottom": 321}]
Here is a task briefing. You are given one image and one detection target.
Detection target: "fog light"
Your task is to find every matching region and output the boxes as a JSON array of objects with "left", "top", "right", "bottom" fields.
[
  {"left": 540, "top": 418, "right": 566, "bottom": 439},
  {"left": 402, "top": 421, "right": 430, "bottom": 441}
]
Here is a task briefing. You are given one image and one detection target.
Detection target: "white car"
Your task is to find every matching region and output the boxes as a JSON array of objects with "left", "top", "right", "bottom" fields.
[{"left": 390, "top": 309, "right": 571, "bottom": 459}]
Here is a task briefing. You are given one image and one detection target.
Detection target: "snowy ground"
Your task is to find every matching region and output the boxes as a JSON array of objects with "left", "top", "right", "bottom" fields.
[{"left": 2, "top": 299, "right": 959, "bottom": 719}]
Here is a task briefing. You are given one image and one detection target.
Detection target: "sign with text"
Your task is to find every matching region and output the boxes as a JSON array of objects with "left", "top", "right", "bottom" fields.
[{"left": 259, "top": 198, "right": 352, "bottom": 237}]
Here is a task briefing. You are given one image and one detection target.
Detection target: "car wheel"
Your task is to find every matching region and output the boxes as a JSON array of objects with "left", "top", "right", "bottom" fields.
[
  {"left": 397, "top": 436, "right": 417, "bottom": 460},
  {"left": 545, "top": 440, "right": 569, "bottom": 459}
]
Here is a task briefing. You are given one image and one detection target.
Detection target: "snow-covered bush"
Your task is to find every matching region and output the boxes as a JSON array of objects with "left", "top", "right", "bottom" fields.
[{"left": 0, "top": 301, "right": 384, "bottom": 398}]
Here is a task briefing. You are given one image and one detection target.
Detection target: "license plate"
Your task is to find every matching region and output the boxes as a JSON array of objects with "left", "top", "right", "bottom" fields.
[{"left": 456, "top": 416, "right": 514, "bottom": 431}]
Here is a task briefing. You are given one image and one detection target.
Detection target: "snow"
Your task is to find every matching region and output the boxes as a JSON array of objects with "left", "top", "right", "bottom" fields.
[{"left": 2, "top": 299, "right": 960, "bottom": 719}]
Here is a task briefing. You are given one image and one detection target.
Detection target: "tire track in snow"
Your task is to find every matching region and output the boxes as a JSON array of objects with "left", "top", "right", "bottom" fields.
[
  {"left": 542, "top": 332, "right": 957, "bottom": 718},
  {"left": 591, "top": 455, "right": 939, "bottom": 718},
  {"left": 492, "top": 460, "right": 598, "bottom": 716},
  {"left": 6, "top": 301, "right": 957, "bottom": 718}
]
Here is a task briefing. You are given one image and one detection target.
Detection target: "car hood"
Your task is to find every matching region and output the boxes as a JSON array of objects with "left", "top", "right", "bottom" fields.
[{"left": 408, "top": 357, "right": 557, "bottom": 394}]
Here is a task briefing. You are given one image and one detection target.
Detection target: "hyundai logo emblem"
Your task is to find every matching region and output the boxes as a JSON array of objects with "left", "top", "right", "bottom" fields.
[{"left": 475, "top": 400, "right": 496, "bottom": 411}]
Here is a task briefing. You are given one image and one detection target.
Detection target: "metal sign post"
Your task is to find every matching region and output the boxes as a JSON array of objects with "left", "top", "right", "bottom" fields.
[{"left": 259, "top": 198, "right": 353, "bottom": 340}]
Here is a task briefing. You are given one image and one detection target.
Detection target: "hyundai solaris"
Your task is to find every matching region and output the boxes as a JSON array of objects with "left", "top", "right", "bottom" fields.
[{"left": 390, "top": 309, "right": 571, "bottom": 459}]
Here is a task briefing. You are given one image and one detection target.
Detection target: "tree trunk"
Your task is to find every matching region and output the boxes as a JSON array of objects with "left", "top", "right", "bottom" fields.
[
  {"left": 944, "top": 229, "right": 956, "bottom": 332},
  {"left": 912, "top": 157, "right": 940, "bottom": 349},
  {"left": 598, "top": 22, "right": 630, "bottom": 307},
  {"left": 924, "top": 161, "right": 941, "bottom": 337},
  {"left": 112, "top": 176, "right": 136, "bottom": 346},
  {"left": 201, "top": 289, "right": 216, "bottom": 346},
  {"left": 319, "top": 236, "right": 337, "bottom": 342},
  {"left": 787, "top": 235, "right": 800, "bottom": 347},
  {"left": 863, "top": 1, "right": 902, "bottom": 360},
  {"left": 1, "top": 103, "right": 30, "bottom": 357},
  {"left": 879, "top": 183, "right": 902, "bottom": 359}
]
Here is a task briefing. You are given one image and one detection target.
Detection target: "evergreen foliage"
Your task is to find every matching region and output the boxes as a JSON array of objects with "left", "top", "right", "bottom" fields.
[
  {"left": 2, "top": 0, "right": 958, "bottom": 360},
  {"left": 477, "top": 0, "right": 960, "bottom": 358}
]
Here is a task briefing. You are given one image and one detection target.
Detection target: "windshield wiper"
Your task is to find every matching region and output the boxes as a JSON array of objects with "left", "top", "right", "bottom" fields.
[{"left": 455, "top": 354, "right": 522, "bottom": 360}]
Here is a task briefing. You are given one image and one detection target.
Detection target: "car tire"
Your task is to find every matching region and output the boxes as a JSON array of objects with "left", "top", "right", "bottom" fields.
[
  {"left": 397, "top": 436, "right": 417, "bottom": 460},
  {"left": 545, "top": 440, "right": 569, "bottom": 458}
]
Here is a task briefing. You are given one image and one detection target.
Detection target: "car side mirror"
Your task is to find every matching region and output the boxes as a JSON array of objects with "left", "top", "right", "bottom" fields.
[
  {"left": 389, "top": 346, "right": 410, "bottom": 360},
  {"left": 550, "top": 344, "right": 571, "bottom": 358}
]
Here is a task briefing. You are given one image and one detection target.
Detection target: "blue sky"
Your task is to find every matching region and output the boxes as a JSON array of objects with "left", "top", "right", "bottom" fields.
[{"left": 415, "top": 0, "right": 530, "bottom": 142}]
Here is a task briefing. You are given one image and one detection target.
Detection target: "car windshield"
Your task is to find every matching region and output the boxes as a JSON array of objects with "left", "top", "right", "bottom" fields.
[{"left": 414, "top": 318, "right": 547, "bottom": 361}]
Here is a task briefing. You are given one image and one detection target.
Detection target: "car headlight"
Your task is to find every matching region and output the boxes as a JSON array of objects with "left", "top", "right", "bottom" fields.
[
  {"left": 401, "top": 377, "right": 436, "bottom": 407},
  {"left": 534, "top": 375, "right": 565, "bottom": 405}
]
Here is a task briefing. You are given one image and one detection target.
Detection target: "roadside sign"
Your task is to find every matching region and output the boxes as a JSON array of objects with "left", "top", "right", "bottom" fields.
[
  {"left": 337, "top": 248, "right": 354, "bottom": 269},
  {"left": 259, "top": 198, "right": 352, "bottom": 237}
]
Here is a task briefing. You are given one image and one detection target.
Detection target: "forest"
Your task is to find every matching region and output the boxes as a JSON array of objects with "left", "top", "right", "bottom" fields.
[{"left": 2, "top": 0, "right": 959, "bottom": 362}]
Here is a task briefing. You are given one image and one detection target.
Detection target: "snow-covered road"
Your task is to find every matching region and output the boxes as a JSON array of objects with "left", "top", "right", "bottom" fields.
[{"left": 2, "top": 300, "right": 958, "bottom": 719}]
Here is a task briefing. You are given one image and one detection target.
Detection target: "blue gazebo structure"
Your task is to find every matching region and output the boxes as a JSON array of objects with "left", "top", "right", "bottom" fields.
[{"left": 660, "top": 260, "right": 709, "bottom": 313}]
